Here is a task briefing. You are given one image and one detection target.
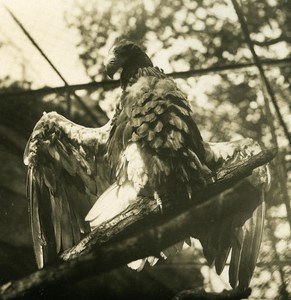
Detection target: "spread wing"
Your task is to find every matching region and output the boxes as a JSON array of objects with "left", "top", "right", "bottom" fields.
[
  {"left": 128, "top": 138, "right": 270, "bottom": 289},
  {"left": 200, "top": 139, "right": 270, "bottom": 289},
  {"left": 24, "top": 112, "right": 111, "bottom": 268}
]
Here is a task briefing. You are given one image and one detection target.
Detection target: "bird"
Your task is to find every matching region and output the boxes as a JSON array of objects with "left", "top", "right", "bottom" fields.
[
  {"left": 24, "top": 39, "right": 270, "bottom": 290},
  {"left": 86, "top": 39, "right": 212, "bottom": 224}
]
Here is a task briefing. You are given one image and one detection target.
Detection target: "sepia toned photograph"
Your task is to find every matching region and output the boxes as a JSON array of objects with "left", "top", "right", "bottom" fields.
[{"left": 0, "top": 0, "right": 290, "bottom": 299}]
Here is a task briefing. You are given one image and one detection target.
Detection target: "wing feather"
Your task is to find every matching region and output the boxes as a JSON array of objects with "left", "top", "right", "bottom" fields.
[
  {"left": 191, "top": 141, "right": 269, "bottom": 288},
  {"left": 24, "top": 112, "right": 111, "bottom": 268},
  {"left": 229, "top": 227, "right": 245, "bottom": 288},
  {"left": 237, "top": 200, "right": 265, "bottom": 289},
  {"left": 29, "top": 168, "right": 44, "bottom": 268},
  {"left": 49, "top": 192, "right": 62, "bottom": 253}
]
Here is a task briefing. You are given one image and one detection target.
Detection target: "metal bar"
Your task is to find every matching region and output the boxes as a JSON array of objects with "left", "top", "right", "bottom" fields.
[
  {"left": 4, "top": 5, "right": 69, "bottom": 85},
  {"left": 231, "top": 0, "right": 291, "bottom": 147},
  {"left": 1, "top": 57, "right": 291, "bottom": 100},
  {"left": 170, "top": 57, "right": 291, "bottom": 78},
  {"left": 266, "top": 219, "right": 290, "bottom": 300},
  {"left": 4, "top": 5, "right": 100, "bottom": 125},
  {"left": 232, "top": 0, "right": 291, "bottom": 233}
]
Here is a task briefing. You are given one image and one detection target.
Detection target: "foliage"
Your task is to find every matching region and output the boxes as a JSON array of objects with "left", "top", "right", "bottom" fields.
[
  {"left": 0, "top": 0, "right": 290, "bottom": 298},
  {"left": 65, "top": 0, "right": 291, "bottom": 298}
]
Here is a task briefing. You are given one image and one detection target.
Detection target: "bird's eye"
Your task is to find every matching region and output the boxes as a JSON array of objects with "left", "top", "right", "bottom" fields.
[{"left": 114, "top": 48, "right": 123, "bottom": 55}]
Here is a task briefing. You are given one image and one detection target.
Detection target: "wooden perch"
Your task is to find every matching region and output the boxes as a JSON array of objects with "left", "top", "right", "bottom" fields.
[
  {"left": 173, "top": 287, "right": 252, "bottom": 300},
  {"left": 0, "top": 147, "right": 276, "bottom": 300},
  {"left": 61, "top": 145, "right": 275, "bottom": 261}
]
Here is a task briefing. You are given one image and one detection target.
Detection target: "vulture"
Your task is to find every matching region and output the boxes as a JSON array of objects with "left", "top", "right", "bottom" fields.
[{"left": 24, "top": 39, "right": 270, "bottom": 290}]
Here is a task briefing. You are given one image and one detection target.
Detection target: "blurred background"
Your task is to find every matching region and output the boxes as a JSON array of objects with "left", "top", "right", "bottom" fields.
[{"left": 0, "top": 0, "right": 290, "bottom": 299}]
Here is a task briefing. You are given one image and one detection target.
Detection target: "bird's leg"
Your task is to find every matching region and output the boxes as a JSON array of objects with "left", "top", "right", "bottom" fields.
[{"left": 154, "top": 191, "right": 163, "bottom": 214}]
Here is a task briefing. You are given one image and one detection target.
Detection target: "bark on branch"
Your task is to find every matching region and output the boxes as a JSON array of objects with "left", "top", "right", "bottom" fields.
[
  {"left": 0, "top": 148, "right": 276, "bottom": 299},
  {"left": 173, "top": 287, "right": 252, "bottom": 300}
]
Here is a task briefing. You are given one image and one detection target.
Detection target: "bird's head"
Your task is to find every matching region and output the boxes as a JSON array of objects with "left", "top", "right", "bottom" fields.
[{"left": 104, "top": 40, "right": 153, "bottom": 80}]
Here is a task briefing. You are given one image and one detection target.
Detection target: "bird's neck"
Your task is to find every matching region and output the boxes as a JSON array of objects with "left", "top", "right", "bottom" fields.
[{"left": 120, "top": 53, "right": 153, "bottom": 89}]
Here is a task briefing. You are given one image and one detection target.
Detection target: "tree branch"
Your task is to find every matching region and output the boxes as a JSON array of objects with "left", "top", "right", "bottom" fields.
[
  {"left": 0, "top": 147, "right": 276, "bottom": 299},
  {"left": 173, "top": 287, "right": 252, "bottom": 300},
  {"left": 252, "top": 35, "right": 291, "bottom": 47},
  {"left": 61, "top": 144, "right": 275, "bottom": 261}
]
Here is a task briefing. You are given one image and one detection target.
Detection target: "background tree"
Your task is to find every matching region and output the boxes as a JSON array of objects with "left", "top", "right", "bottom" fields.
[
  {"left": 0, "top": 0, "right": 290, "bottom": 298},
  {"left": 66, "top": 0, "right": 291, "bottom": 297}
]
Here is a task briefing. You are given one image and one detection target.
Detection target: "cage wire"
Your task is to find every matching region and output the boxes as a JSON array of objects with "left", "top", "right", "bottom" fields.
[
  {"left": 0, "top": 0, "right": 89, "bottom": 88},
  {"left": 0, "top": 0, "right": 290, "bottom": 299}
]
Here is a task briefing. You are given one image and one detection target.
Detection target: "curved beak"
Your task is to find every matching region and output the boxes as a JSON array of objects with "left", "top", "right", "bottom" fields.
[
  {"left": 105, "top": 61, "right": 120, "bottom": 79},
  {"left": 104, "top": 51, "right": 121, "bottom": 79}
]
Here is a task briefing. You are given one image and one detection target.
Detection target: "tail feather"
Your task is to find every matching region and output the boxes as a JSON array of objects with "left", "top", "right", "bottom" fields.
[
  {"left": 199, "top": 223, "right": 231, "bottom": 269},
  {"left": 127, "top": 256, "right": 159, "bottom": 271},
  {"left": 199, "top": 226, "right": 216, "bottom": 267},
  {"left": 229, "top": 191, "right": 266, "bottom": 289},
  {"left": 215, "top": 220, "right": 232, "bottom": 275},
  {"left": 229, "top": 227, "right": 245, "bottom": 288},
  {"left": 237, "top": 200, "right": 265, "bottom": 289},
  {"left": 128, "top": 240, "right": 187, "bottom": 272},
  {"left": 215, "top": 246, "right": 231, "bottom": 275},
  {"left": 161, "top": 241, "right": 184, "bottom": 258},
  {"left": 198, "top": 189, "right": 265, "bottom": 289},
  {"left": 147, "top": 256, "right": 159, "bottom": 266},
  {"left": 127, "top": 258, "right": 147, "bottom": 272}
]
